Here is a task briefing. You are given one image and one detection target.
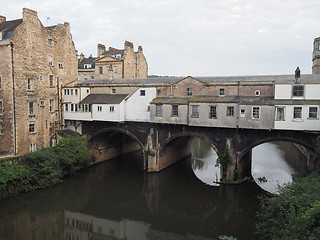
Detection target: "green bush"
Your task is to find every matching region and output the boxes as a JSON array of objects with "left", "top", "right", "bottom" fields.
[
  {"left": 0, "top": 135, "right": 90, "bottom": 200},
  {"left": 256, "top": 172, "right": 320, "bottom": 240}
]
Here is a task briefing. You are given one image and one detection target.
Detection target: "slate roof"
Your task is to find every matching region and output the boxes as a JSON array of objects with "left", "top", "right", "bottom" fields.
[
  {"left": 151, "top": 96, "right": 275, "bottom": 105},
  {"left": 0, "top": 19, "right": 23, "bottom": 40},
  {"left": 77, "top": 74, "right": 320, "bottom": 86},
  {"left": 80, "top": 94, "right": 128, "bottom": 104},
  {"left": 78, "top": 57, "right": 97, "bottom": 69},
  {"left": 101, "top": 49, "right": 125, "bottom": 58}
]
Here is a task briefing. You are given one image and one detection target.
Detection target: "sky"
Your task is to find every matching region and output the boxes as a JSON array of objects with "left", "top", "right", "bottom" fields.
[{"left": 2, "top": 0, "right": 320, "bottom": 77}]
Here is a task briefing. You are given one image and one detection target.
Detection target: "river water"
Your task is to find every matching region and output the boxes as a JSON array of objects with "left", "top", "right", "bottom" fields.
[{"left": 0, "top": 139, "right": 307, "bottom": 240}]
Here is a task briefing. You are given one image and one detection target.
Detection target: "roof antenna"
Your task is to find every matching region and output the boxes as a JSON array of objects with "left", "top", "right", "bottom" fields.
[{"left": 46, "top": 16, "right": 50, "bottom": 26}]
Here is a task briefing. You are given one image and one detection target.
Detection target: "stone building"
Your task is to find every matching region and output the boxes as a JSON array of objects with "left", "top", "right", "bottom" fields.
[
  {"left": 78, "top": 41, "right": 148, "bottom": 81},
  {"left": 0, "top": 8, "right": 77, "bottom": 155},
  {"left": 312, "top": 37, "right": 320, "bottom": 74}
]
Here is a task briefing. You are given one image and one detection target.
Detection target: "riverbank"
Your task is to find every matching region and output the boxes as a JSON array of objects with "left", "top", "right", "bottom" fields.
[{"left": 0, "top": 135, "right": 90, "bottom": 200}]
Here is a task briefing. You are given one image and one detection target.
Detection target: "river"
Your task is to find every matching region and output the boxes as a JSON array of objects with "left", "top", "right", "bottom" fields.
[{"left": 0, "top": 139, "right": 307, "bottom": 240}]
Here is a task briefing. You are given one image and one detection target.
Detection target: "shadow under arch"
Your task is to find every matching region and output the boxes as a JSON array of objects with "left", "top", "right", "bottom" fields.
[
  {"left": 88, "top": 127, "right": 145, "bottom": 169},
  {"left": 157, "top": 131, "right": 220, "bottom": 173}
]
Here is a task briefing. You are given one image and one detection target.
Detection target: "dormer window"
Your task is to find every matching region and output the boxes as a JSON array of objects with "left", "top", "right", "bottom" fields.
[
  {"left": 292, "top": 85, "right": 304, "bottom": 97},
  {"left": 84, "top": 64, "right": 91, "bottom": 69},
  {"left": 116, "top": 54, "right": 121, "bottom": 58}
]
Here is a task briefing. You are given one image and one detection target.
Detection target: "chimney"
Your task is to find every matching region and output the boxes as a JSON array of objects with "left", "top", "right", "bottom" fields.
[
  {"left": 0, "top": 16, "right": 6, "bottom": 23},
  {"left": 22, "top": 8, "right": 38, "bottom": 21},
  {"left": 295, "top": 66, "right": 301, "bottom": 83},
  {"left": 138, "top": 45, "right": 143, "bottom": 53},
  {"left": 79, "top": 52, "right": 85, "bottom": 62},
  {"left": 97, "top": 43, "right": 106, "bottom": 57},
  {"left": 125, "top": 41, "right": 134, "bottom": 50},
  {"left": 89, "top": 54, "right": 92, "bottom": 58}
]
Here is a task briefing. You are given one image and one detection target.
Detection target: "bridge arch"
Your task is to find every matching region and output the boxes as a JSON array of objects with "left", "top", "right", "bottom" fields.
[{"left": 88, "top": 127, "right": 144, "bottom": 168}]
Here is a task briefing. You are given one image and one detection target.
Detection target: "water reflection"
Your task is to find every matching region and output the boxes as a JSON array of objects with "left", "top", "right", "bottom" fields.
[
  {"left": 0, "top": 152, "right": 265, "bottom": 240},
  {"left": 191, "top": 138, "right": 220, "bottom": 186}
]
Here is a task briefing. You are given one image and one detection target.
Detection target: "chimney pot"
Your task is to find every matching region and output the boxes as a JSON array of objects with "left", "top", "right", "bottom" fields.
[{"left": 0, "top": 16, "right": 6, "bottom": 23}]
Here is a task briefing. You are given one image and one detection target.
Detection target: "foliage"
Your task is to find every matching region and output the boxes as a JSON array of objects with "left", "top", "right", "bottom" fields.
[
  {"left": 216, "top": 143, "right": 232, "bottom": 180},
  {"left": 219, "top": 235, "right": 238, "bottom": 240},
  {"left": 0, "top": 135, "right": 90, "bottom": 200},
  {"left": 317, "top": 135, "right": 320, "bottom": 153},
  {"left": 256, "top": 172, "right": 320, "bottom": 240}
]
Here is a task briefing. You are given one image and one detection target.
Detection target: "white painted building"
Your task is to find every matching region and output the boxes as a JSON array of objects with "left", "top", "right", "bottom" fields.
[{"left": 274, "top": 75, "right": 320, "bottom": 131}]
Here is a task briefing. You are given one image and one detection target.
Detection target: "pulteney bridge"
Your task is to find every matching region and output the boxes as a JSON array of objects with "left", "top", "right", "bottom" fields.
[{"left": 82, "top": 121, "right": 319, "bottom": 183}]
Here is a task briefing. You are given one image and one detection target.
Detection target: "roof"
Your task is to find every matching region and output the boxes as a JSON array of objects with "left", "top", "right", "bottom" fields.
[
  {"left": 101, "top": 49, "right": 125, "bottom": 58},
  {"left": 78, "top": 57, "right": 97, "bottom": 69},
  {"left": 80, "top": 94, "right": 128, "bottom": 104},
  {"left": 151, "top": 96, "right": 275, "bottom": 105},
  {"left": 77, "top": 74, "right": 320, "bottom": 87},
  {"left": 0, "top": 19, "right": 23, "bottom": 40}
]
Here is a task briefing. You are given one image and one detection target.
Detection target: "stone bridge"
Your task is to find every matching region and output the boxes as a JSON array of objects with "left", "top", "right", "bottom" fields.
[{"left": 82, "top": 121, "right": 319, "bottom": 183}]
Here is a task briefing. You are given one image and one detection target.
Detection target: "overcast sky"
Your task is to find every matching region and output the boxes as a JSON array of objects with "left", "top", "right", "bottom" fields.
[{"left": 2, "top": 0, "right": 320, "bottom": 76}]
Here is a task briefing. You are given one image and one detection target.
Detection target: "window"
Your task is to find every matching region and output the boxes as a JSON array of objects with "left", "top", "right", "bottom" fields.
[
  {"left": 191, "top": 105, "right": 199, "bottom": 118},
  {"left": 107, "top": 66, "right": 110, "bottom": 72},
  {"left": 75, "top": 89, "right": 78, "bottom": 95},
  {"left": 40, "top": 100, "right": 44, "bottom": 107},
  {"left": 50, "top": 99, "right": 54, "bottom": 112},
  {"left": 49, "top": 75, "right": 54, "bottom": 87},
  {"left": 111, "top": 88, "right": 116, "bottom": 94},
  {"left": 157, "top": 90, "right": 161, "bottom": 96},
  {"left": 255, "top": 90, "right": 260, "bottom": 96},
  {"left": 140, "top": 90, "right": 146, "bottom": 96},
  {"left": 0, "top": 76, "right": 1, "bottom": 89},
  {"left": 98, "top": 106, "right": 102, "bottom": 112},
  {"left": 49, "top": 55, "right": 53, "bottom": 66},
  {"left": 172, "top": 105, "right": 179, "bottom": 116},
  {"left": 91, "top": 74, "right": 94, "bottom": 79},
  {"left": 0, "top": 123, "right": 3, "bottom": 135},
  {"left": 209, "top": 106, "right": 217, "bottom": 118},
  {"left": 59, "top": 61, "right": 63, "bottom": 68},
  {"left": 70, "top": 104, "right": 74, "bottom": 111},
  {"left": 227, "top": 106, "right": 234, "bottom": 116},
  {"left": 252, "top": 106, "right": 260, "bottom": 119},
  {"left": 309, "top": 107, "right": 318, "bottom": 119},
  {"left": 219, "top": 88, "right": 225, "bottom": 96},
  {"left": 48, "top": 39, "right": 52, "bottom": 47},
  {"left": 240, "top": 109, "right": 245, "bottom": 117},
  {"left": 29, "top": 142, "right": 37, "bottom": 152},
  {"left": 99, "top": 67, "right": 103, "bottom": 74},
  {"left": 114, "top": 66, "right": 118, "bottom": 73},
  {"left": 84, "top": 74, "right": 88, "bottom": 80},
  {"left": 275, "top": 107, "right": 285, "bottom": 121},
  {"left": 65, "top": 104, "right": 68, "bottom": 111},
  {"left": 27, "top": 78, "right": 33, "bottom": 91},
  {"left": 78, "top": 75, "right": 81, "bottom": 81},
  {"left": 75, "top": 104, "right": 78, "bottom": 112},
  {"left": 29, "top": 122, "right": 36, "bottom": 133},
  {"left": 155, "top": 105, "right": 162, "bottom": 117},
  {"left": 39, "top": 75, "right": 43, "bottom": 81},
  {"left": 147, "top": 106, "right": 150, "bottom": 111},
  {"left": 0, "top": 101, "right": 2, "bottom": 115},
  {"left": 29, "top": 102, "right": 34, "bottom": 115},
  {"left": 116, "top": 54, "right": 121, "bottom": 58},
  {"left": 187, "top": 88, "right": 192, "bottom": 96},
  {"left": 70, "top": 89, "right": 73, "bottom": 95},
  {"left": 110, "top": 106, "right": 114, "bottom": 112},
  {"left": 84, "top": 64, "right": 91, "bottom": 69},
  {"left": 292, "top": 85, "right": 304, "bottom": 97},
  {"left": 293, "top": 107, "right": 302, "bottom": 119}
]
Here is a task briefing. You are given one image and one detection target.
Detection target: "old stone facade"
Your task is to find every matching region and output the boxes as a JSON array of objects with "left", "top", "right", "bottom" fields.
[
  {"left": 312, "top": 37, "right": 320, "bottom": 74},
  {"left": 78, "top": 41, "right": 148, "bottom": 81},
  {"left": 0, "top": 8, "right": 77, "bottom": 155}
]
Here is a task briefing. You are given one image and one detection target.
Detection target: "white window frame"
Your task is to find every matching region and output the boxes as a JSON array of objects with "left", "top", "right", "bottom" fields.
[
  {"left": 39, "top": 75, "right": 43, "bottom": 82},
  {"left": 255, "top": 90, "right": 260, "bottom": 96},
  {"left": 29, "top": 101, "right": 34, "bottom": 115},
  {"left": 209, "top": 105, "right": 217, "bottom": 118},
  {"left": 155, "top": 105, "right": 162, "bottom": 117},
  {"left": 240, "top": 109, "right": 245, "bottom": 118},
  {"left": 29, "top": 142, "right": 37, "bottom": 152},
  {"left": 219, "top": 88, "right": 225, "bottom": 96},
  {"left": 50, "top": 99, "right": 54, "bottom": 112},
  {"left": 111, "top": 88, "right": 116, "bottom": 94},
  {"left": 293, "top": 106, "right": 303, "bottom": 120},
  {"left": 49, "top": 75, "right": 54, "bottom": 87},
  {"left": 29, "top": 122, "right": 36, "bottom": 133},
  {"left": 48, "top": 39, "right": 53, "bottom": 47},
  {"left": 0, "top": 122, "right": 3, "bottom": 135},
  {"left": 109, "top": 106, "right": 115, "bottom": 112},
  {"left": 252, "top": 106, "right": 260, "bottom": 119},
  {"left": 226, "top": 106, "right": 234, "bottom": 116},
  {"left": 98, "top": 106, "right": 102, "bottom": 112},
  {"left": 59, "top": 61, "right": 63, "bottom": 68},
  {"left": 140, "top": 90, "right": 146, "bottom": 96},
  {"left": 171, "top": 105, "right": 179, "bottom": 117},
  {"left": 65, "top": 104, "right": 68, "bottom": 111},
  {"left": 49, "top": 55, "right": 53, "bottom": 66},
  {"left": 27, "top": 78, "right": 33, "bottom": 91},
  {"left": 114, "top": 66, "right": 118, "bottom": 73},
  {"left": 292, "top": 85, "right": 304, "bottom": 98},
  {"left": 308, "top": 106, "right": 318, "bottom": 119},
  {"left": 275, "top": 106, "right": 285, "bottom": 121},
  {"left": 191, "top": 105, "right": 199, "bottom": 118}
]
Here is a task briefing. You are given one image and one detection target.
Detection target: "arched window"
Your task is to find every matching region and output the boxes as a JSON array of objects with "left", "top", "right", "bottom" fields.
[{"left": 29, "top": 142, "right": 37, "bottom": 152}]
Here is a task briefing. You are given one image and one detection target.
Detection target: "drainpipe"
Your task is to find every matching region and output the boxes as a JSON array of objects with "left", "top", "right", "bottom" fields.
[
  {"left": 57, "top": 77, "right": 61, "bottom": 129},
  {"left": 236, "top": 81, "right": 240, "bottom": 128},
  {"left": 10, "top": 41, "right": 17, "bottom": 155}
]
